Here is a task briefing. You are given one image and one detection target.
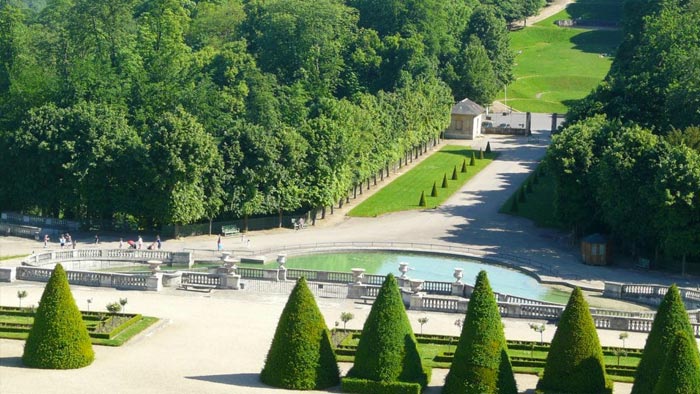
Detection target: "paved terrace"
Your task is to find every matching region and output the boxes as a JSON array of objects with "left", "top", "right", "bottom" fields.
[{"left": 0, "top": 131, "right": 697, "bottom": 394}]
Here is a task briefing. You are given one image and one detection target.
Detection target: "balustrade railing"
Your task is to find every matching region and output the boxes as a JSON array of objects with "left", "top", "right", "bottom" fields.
[
  {"left": 181, "top": 272, "right": 221, "bottom": 287},
  {"left": 421, "top": 297, "right": 459, "bottom": 312},
  {"left": 111, "top": 274, "right": 148, "bottom": 289},
  {"left": 23, "top": 249, "right": 190, "bottom": 267},
  {"left": 422, "top": 281, "right": 452, "bottom": 295}
]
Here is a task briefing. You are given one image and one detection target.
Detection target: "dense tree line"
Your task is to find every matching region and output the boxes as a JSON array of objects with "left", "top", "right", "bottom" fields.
[
  {"left": 549, "top": 0, "right": 700, "bottom": 270},
  {"left": 0, "top": 0, "right": 517, "bottom": 229}
]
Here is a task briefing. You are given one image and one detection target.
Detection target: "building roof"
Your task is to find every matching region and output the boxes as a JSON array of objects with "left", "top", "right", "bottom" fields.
[{"left": 451, "top": 98, "right": 485, "bottom": 116}]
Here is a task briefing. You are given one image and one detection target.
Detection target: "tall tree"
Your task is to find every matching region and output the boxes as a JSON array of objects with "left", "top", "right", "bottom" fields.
[{"left": 466, "top": 6, "right": 514, "bottom": 86}]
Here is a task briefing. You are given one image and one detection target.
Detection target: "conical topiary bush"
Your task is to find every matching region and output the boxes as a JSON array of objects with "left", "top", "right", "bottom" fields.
[
  {"left": 419, "top": 191, "right": 427, "bottom": 207},
  {"left": 469, "top": 152, "right": 476, "bottom": 166},
  {"left": 526, "top": 180, "right": 533, "bottom": 193},
  {"left": 461, "top": 159, "right": 468, "bottom": 173},
  {"left": 632, "top": 284, "right": 694, "bottom": 394},
  {"left": 485, "top": 141, "right": 491, "bottom": 154},
  {"left": 479, "top": 148, "right": 484, "bottom": 159},
  {"left": 652, "top": 330, "right": 700, "bottom": 394},
  {"left": 518, "top": 187, "right": 526, "bottom": 202},
  {"left": 347, "top": 274, "right": 429, "bottom": 388},
  {"left": 22, "top": 263, "right": 94, "bottom": 369},
  {"left": 451, "top": 166, "right": 458, "bottom": 180},
  {"left": 442, "top": 173, "right": 448, "bottom": 188},
  {"left": 443, "top": 271, "right": 517, "bottom": 394},
  {"left": 431, "top": 182, "right": 438, "bottom": 197},
  {"left": 537, "top": 287, "right": 612, "bottom": 394},
  {"left": 260, "top": 277, "right": 340, "bottom": 389},
  {"left": 510, "top": 197, "right": 518, "bottom": 213}
]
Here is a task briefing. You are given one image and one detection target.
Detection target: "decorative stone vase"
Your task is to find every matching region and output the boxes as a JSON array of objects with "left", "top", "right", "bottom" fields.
[
  {"left": 453, "top": 267, "right": 464, "bottom": 284},
  {"left": 147, "top": 260, "right": 162, "bottom": 276},
  {"left": 276, "top": 253, "right": 287, "bottom": 268},
  {"left": 398, "top": 262, "right": 409, "bottom": 279},
  {"left": 409, "top": 279, "right": 424, "bottom": 293},
  {"left": 351, "top": 268, "right": 365, "bottom": 285}
]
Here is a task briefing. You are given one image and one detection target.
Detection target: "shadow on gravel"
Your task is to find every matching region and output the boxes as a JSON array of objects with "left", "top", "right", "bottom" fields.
[
  {"left": 186, "top": 373, "right": 344, "bottom": 392},
  {"left": 0, "top": 356, "right": 24, "bottom": 368}
]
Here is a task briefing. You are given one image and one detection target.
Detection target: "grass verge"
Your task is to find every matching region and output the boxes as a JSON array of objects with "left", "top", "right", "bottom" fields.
[
  {"left": 504, "top": 0, "right": 623, "bottom": 113},
  {"left": 0, "top": 254, "right": 29, "bottom": 261},
  {"left": 348, "top": 145, "right": 497, "bottom": 217},
  {"left": 499, "top": 165, "right": 562, "bottom": 228}
]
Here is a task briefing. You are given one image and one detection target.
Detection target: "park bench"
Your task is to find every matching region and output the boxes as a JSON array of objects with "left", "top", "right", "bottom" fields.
[
  {"left": 359, "top": 296, "right": 376, "bottom": 304},
  {"left": 221, "top": 225, "right": 240, "bottom": 236}
]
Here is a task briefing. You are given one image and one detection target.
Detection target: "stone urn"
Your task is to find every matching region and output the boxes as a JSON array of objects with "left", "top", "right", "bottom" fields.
[
  {"left": 409, "top": 279, "right": 424, "bottom": 293},
  {"left": 453, "top": 268, "right": 464, "bottom": 284},
  {"left": 220, "top": 252, "right": 232, "bottom": 262},
  {"left": 276, "top": 253, "right": 287, "bottom": 268},
  {"left": 351, "top": 268, "right": 365, "bottom": 285},
  {"left": 398, "top": 262, "right": 409, "bottom": 279},
  {"left": 147, "top": 260, "right": 162, "bottom": 275}
]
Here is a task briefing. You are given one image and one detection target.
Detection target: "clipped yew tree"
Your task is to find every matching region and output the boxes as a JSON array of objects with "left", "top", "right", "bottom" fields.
[
  {"left": 22, "top": 263, "right": 94, "bottom": 369},
  {"left": 260, "top": 277, "right": 339, "bottom": 389},
  {"left": 537, "top": 287, "right": 612, "bottom": 394},
  {"left": 443, "top": 271, "right": 517, "bottom": 394},
  {"left": 346, "top": 274, "right": 429, "bottom": 389},
  {"left": 632, "top": 284, "right": 694, "bottom": 394},
  {"left": 652, "top": 330, "right": 700, "bottom": 394}
]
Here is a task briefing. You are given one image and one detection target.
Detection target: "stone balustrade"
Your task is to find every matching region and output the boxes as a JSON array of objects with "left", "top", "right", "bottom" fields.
[
  {"left": 14, "top": 266, "right": 154, "bottom": 291},
  {"left": 23, "top": 249, "right": 194, "bottom": 268},
  {"left": 604, "top": 282, "right": 700, "bottom": 309}
]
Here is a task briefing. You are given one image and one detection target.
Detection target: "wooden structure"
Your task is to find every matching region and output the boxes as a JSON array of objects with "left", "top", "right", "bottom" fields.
[
  {"left": 444, "top": 98, "right": 484, "bottom": 140},
  {"left": 581, "top": 233, "right": 611, "bottom": 266}
]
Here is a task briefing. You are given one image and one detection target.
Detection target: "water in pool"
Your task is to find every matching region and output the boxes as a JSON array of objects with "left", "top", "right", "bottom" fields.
[{"left": 267, "top": 251, "right": 569, "bottom": 303}]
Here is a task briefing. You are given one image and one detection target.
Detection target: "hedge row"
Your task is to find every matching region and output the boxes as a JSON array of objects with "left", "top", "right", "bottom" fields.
[
  {"left": 1, "top": 313, "right": 143, "bottom": 340},
  {"left": 341, "top": 377, "right": 422, "bottom": 394}
]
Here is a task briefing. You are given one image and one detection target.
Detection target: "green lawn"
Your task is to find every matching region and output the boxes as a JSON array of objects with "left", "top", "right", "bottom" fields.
[
  {"left": 499, "top": 166, "right": 563, "bottom": 228},
  {"left": 348, "top": 146, "right": 496, "bottom": 217},
  {"left": 504, "top": 0, "right": 623, "bottom": 113}
]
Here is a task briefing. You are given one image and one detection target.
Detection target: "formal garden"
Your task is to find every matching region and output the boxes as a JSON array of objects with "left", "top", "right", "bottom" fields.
[{"left": 258, "top": 272, "right": 700, "bottom": 393}]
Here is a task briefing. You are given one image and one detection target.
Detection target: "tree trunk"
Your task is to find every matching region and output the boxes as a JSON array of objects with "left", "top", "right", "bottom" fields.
[
  {"left": 278, "top": 208, "right": 283, "bottom": 228},
  {"left": 208, "top": 218, "right": 213, "bottom": 235},
  {"left": 373, "top": 174, "right": 377, "bottom": 185},
  {"left": 330, "top": 205, "right": 334, "bottom": 215},
  {"left": 359, "top": 182, "right": 363, "bottom": 194},
  {"left": 386, "top": 163, "right": 390, "bottom": 177},
  {"left": 353, "top": 184, "right": 357, "bottom": 198},
  {"left": 366, "top": 178, "right": 370, "bottom": 189},
  {"left": 243, "top": 215, "right": 249, "bottom": 233},
  {"left": 339, "top": 198, "right": 344, "bottom": 208},
  {"left": 321, "top": 206, "right": 326, "bottom": 219}
]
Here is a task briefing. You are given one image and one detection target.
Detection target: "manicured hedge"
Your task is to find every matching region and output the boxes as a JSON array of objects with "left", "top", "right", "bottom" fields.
[
  {"left": 443, "top": 271, "right": 517, "bottom": 394},
  {"left": 260, "top": 277, "right": 339, "bottom": 390},
  {"left": 537, "top": 287, "right": 613, "bottom": 394},
  {"left": 347, "top": 274, "right": 429, "bottom": 388},
  {"left": 652, "top": 330, "right": 700, "bottom": 393},
  {"left": 632, "top": 284, "right": 695, "bottom": 394},
  {"left": 342, "top": 377, "right": 422, "bottom": 394},
  {"left": 22, "top": 264, "right": 95, "bottom": 369}
]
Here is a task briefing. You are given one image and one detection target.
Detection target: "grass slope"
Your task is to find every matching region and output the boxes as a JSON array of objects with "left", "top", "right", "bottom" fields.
[
  {"left": 499, "top": 167, "right": 563, "bottom": 228},
  {"left": 505, "top": 0, "right": 623, "bottom": 113},
  {"left": 349, "top": 145, "right": 496, "bottom": 217}
]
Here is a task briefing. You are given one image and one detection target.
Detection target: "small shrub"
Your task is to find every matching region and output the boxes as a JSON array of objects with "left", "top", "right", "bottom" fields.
[
  {"left": 22, "top": 264, "right": 94, "bottom": 369},
  {"left": 17, "top": 290, "right": 27, "bottom": 308},
  {"left": 451, "top": 166, "right": 458, "bottom": 180},
  {"left": 342, "top": 377, "right": 422, "bottom": 394},
  {"left": 461, "top": 159, "right": 468, "bottom": 173},
  {"left": 430, "top": 182, "right": 438, "bottom": 197},
  {"left": 479, "top": 148, "right": 484, "bottom": 159},
  {"left": 469, "top": 152, "right": 476, "bottom": 166},
  {"left": 485, "top": 141, "right": 492, "bottom": 153},
  {"left": 261, "top": 277, "right": 340, "bottom": 389},
  {"left": 418, "top": 191, "right": 427, "bottom": 207},
  {"left": 441, "top": 173, "right": 448, "bottom": 188},
  {"left": 341, "top": 312, "right": 354, "bottom": 330}
]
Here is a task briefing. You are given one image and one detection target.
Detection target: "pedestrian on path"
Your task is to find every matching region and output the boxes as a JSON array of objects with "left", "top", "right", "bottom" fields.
[
  {"left": 137, "top": 235, "right": 143, "bottom": 249},
  {"left": 217, "top": 235, "right": 223, "bottom": 251}
]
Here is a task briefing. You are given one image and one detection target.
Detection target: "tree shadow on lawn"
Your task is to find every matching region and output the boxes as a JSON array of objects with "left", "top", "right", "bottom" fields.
[{"left": 570, "top": 29, "right": 623, "bottom": 55}]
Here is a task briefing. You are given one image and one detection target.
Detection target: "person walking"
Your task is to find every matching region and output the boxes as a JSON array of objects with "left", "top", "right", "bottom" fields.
[
  {"left": 156, "top": 235, "right": 162, "bottom": 250},
  {"left": 119, "top": 238, "right": 124, "bottom": 249},
  {"left": 137, "top": 235, "right": 143, "bottom": 249},
  {"left": 43, "top": 234, "right": 49, "bottom": 248},
  {"left": 217, "top": 235, "right": 223, "bottom": 251}
]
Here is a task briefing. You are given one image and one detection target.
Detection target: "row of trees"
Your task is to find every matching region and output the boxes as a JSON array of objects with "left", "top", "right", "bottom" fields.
[
  {"left": 0, "top": 0, "right": 520, "bottom": 229},
  {"left": 549, "top": 0, "right": 700, "bottom": 268}
]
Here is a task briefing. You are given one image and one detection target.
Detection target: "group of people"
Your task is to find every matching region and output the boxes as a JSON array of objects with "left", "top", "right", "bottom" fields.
[
  {"left": 119, "top": 235, "right": 162, "bottom": 250},
  {"left": 43, "top": 233, "right": 77, "bottom": 249},
  {"left": 292, "top": 217, "right": 306, "bottom": 230}
]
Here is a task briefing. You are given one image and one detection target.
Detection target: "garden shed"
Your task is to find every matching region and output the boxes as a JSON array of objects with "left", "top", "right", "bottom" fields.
[
  {"left": 444, "top": 98, "right": 484, "bottom": 140},
  {"left": 581, "top": 233, "right": 611, "bottom": 266}
]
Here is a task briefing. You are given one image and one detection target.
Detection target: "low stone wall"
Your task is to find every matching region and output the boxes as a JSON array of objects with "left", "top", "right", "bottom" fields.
[
  {"left": 23, "top": 249, "right": 194, "bottom": 268},
  {"left": 604, "top": 282, "right": 700, "bottom": 309}
]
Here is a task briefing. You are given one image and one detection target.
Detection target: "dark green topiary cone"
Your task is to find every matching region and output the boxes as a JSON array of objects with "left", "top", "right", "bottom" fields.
[
  {"left": 652, "top": 330, "right": 700, "bottom": 394},
  {"left": 261, "top": 277, "right": 340, "bottom": 389},
  {"left": 518, "top": 187, "right": 526, "bottom": 202},
  {"left": 22, "top": 264, "right": 94, "bottom": 369},
  {"left": 442, "top": 173, "right": 448, "bottom": 188},
  {"left": 632, "top": 284, "right": 695, "bottom": 394},
  {"left": 469, "top": 152, "right": 476, "bottom": 166},
  {"left": 431, "top": 182, "right": 438, "bottom": 197},
  {"left": 479, "top": 148, "right": 484, "bottom": 159},
  {"left": 419, "top": 191, "right": 427, "bottom": 207},
  {"left": 348, "top": 274, "right": 429, "bottom": 388},
  {"left": 451, "top": 166, "right": 458, "bottom": 180},
  {"left": 485, "top": 141, "right": 492, "bottom": 154},
  {"left": 461, "top": 159, "right": 468, "bottom": 173},
  {"left": 537, "top": 287, "right": 612, "bottom": 394},
  {"left": 443, "top": 271, "right": 517, "bottom": 394}
]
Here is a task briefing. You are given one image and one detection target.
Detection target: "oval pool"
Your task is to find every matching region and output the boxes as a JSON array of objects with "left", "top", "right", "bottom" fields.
[{"left": 264, "top": 251, "right": 569, "bottom": 303}]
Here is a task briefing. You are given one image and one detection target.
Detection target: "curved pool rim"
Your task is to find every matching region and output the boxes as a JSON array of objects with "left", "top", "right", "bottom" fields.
[{"left": 248, "top": 241, "right": 599, "bottom": 293}]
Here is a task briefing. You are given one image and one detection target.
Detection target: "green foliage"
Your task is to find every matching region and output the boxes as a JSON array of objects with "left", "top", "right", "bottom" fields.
[
  {"left": 461, "top": 159, "right": 468, "bottom": 173},
  {"left": 418, "top": 191, "right": 427, "bottom": 207},
  {"left": 261, "top": 277, "right": 340, "bottom": 389},
  {"left": 485, "top": 141, "right": 491, "bottom": 154},
  {"left": 451, "top": 166, "right": 458, "bottom": 180},
  {"left": 510, "top": 197, "right": 518, "bottom": 213},
  {"left": 348, "top": 274, "right": 429, "bottom": 388},
  {"left": 430, "top": 182, "right": 438, "bottom": 197},
  {"left": 537, "top": 288, "right": 612, "bottom": 394},
  {"left": 470, "top": 152, "right": 476, "bottom": 166},
  {"left": 525, "top": 180, "right": 533, "bottom": 193},
  {"left": 441, "top": 174, "right": 448, "bottom": 188},
  {"left": 518, "top": 187, "right": 526, "bottom": 203},
  {"left": 652, "top": 331, "right": 700, "bottom": 394},
  {"left": 22, "top": 264, "right": 94, "bottom": 369},
  {"left": 479, "top": 149, "right": 484, "bottom": 160},
  {"left": 443, "top": 271, "right": 517, "bottom": 394},
  {"left": 342, "top": 377, "right": 422, "bottom": 394},
  {"left": 632, "top": 285, "right": 695, "bottom": 394}
]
